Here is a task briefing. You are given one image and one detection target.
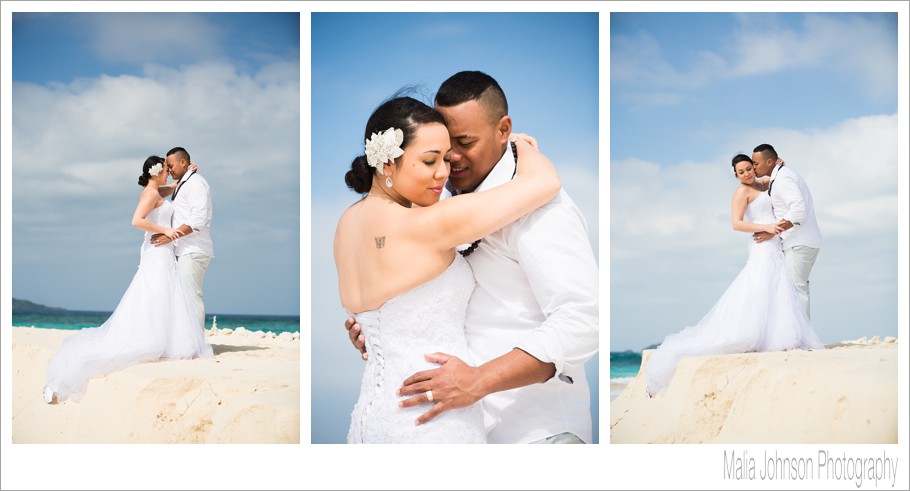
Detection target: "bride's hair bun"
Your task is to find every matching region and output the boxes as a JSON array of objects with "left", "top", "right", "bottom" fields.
[{"left": 345, "top": 155, "right": 373, "bottom": 194}]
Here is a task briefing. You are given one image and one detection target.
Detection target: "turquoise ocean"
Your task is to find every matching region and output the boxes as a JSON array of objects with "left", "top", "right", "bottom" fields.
[
  {"left": 12, "top": 311, "right": 299, "bottom": 335},
  {"left": 609, "top": 350, "right": 643, "bottom": 400}
]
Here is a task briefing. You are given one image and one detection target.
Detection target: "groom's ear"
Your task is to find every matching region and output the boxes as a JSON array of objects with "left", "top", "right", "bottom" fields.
[{"left": 496, "top": 115, "right": 512, "bottom": 144}]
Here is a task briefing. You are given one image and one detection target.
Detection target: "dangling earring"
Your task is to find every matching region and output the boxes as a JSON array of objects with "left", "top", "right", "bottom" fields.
[{"left": 385, "top": 173, "right": 393, "bottom": 188}]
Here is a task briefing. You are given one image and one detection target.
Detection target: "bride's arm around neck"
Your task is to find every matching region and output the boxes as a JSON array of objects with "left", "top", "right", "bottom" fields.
[{"left": 413, "top": 138, "right": 560, "bottom": 251}]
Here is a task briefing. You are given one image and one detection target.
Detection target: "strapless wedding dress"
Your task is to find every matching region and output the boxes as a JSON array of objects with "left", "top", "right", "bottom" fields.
[
  {"left": 44, "top": 200, "right": 213, "bottom": 403},
  {"left": 347, "top": 254, "right": 486, "bottom": 443},
  {"left": 645, "top": 192, "right": 825, "bottom": 395}
]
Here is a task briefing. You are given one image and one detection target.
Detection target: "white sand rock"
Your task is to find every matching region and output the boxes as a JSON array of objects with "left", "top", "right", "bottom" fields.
[
  {"left": 221, "top": 328, "right": 233, "bottom": 336},
  {"left": 235, "top": 327, "right": 249, "bottom": 336},
  {"left": 885, "top": 336, "right": 897, "bottom": 343}
]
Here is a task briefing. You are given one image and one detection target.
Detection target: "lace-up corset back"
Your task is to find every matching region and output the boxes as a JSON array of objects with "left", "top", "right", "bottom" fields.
[{"left": 347, "top": 254, "right": 486, "bottom": 443}]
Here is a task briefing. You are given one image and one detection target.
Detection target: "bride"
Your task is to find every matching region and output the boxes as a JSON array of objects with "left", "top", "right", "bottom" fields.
[
  {"left": 334, "top": 96, "right": 559, "bottom": 443},
  {"left": 645, "top": 154, "right": 825, "bottom": 396},
  {"left": 43, "top": 156, "right": 213, "bottom": 403}
]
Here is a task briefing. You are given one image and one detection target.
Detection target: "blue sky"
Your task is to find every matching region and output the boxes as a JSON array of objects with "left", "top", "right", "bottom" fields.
[
  {"left": 310, "top": 12, "right": 601, "bottom": 444},
  {"left": 10, "top": 12, "right": 300, "bottom": 317},
  {"left": 611, "top": 12, "right": 900, "bottom": 351}
]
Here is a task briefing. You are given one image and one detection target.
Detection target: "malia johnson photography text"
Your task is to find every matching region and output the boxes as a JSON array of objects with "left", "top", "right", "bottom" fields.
[{"left": 724, "top": 450, "right": 899, "bottom": 487}]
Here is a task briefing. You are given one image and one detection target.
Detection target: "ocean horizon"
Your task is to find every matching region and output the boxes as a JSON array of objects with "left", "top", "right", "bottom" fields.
[{"left": 12, "top": 310, "right": 300, "bottom": 335}]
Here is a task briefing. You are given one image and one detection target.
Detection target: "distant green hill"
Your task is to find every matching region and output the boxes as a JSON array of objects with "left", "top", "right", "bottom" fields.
[{"left": 12, "top": 298, "right": 68, "bottom": 314}]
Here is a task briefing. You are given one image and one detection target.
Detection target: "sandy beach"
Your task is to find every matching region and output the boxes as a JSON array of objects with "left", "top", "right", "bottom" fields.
[
  {"left": 610, "top": 338, "right": 898, "bottom": 444},
  {"left": 12, "top": 326, "right": 299, "bottom": 444}
]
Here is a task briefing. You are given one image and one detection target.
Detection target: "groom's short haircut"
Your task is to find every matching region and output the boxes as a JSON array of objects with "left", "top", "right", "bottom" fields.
[
  {"left": 167, "top": 146, "right": 191, "bottom": 163},
  {"left": 435, "top": 71, "right": 508, "bottom": 125},
  {"left": 753, "top": 143, "right": 778, "bottom": 160}
]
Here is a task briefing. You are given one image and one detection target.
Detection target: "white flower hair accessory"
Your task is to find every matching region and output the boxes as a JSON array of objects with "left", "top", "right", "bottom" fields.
[
  {"left": 148, "top": 163, "right": 164, "bottom": 177},
  {"left": 364, "top": 127, "right": 404, "bottom": 169}
]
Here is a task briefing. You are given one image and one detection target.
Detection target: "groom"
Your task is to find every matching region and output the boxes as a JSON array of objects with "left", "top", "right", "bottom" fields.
[
  {"left": 751, "top": 143, "right": 823, "bottom": 318},
  {"left": 151, "top": 146, "right": 214, "bottom": 330},
  {"left": 346, "top": 71, "right": 599, "bottom": 444}
]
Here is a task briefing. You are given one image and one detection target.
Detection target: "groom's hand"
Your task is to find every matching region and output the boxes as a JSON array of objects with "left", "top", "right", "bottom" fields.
[
  {"left": 752, "top": 231, "right": 774, "bottom": 243},
  {"left": 398, "top": 353, "right": 483, "bottom": 425},
  {"left": 344, "top": 317, "right": 368, "bottom": 360}
]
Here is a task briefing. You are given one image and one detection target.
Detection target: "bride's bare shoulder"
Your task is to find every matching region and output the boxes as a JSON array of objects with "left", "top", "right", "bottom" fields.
[
  {"left": 732, "top": 183, "right": 751, "bottom": 198},
  {"left": 337, "top": 198, "right": 366, "bottom": 222},
  {"left": 138, "top": 186, "right": 160, "bottom": 202},
  {"left": 733, "top": 183, "right": 761, "bottom": 204},
  {"left": 335, "top": 201, "right": 361, "bottom": 237}
]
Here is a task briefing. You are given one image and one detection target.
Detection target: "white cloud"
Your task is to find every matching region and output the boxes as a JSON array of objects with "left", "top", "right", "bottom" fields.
[
  {"left": 617, "top": 91, "right": 686, "bottom": 108},
  {"left": 611, "top": 113, "right": 898, "bottom": 350},
  {"left": 614, "top": 13, "right": 897, "bottom": 103},
  {"left": 13, "top": 59, "right": 299, "bottom": 191},
  {"left": 87, "top": 13, "right": 223, "bottom": 64},
  {"left": 611, "top": 31, "right": 714, "bottom": 91},
  {"left": 730, "top": 14, "right": 897, "bottom": 99}
]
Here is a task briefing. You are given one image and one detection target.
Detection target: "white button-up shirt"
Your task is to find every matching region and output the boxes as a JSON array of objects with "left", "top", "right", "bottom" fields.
[
  {"left": 443, "top": 143, "right": 599, "bottom": 444},
  {"left": 768, "top": 164, "right": 823, "bottom": 250},
  {"left": 172, "top": 171, "right": 214, "bottom": 257}
]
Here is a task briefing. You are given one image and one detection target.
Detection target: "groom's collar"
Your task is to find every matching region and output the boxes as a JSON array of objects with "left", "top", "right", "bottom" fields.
[
  {"left": 177, "top": 169, "right": 195, "bottom": 184},
  {"left": 443, "top": 143, "right": 515, "bottom": 198},
  {"left": 769, "top": 162, "right": 784, "bottom": 180}
]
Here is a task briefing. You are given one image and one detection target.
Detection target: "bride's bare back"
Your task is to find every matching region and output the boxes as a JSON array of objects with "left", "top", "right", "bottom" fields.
[{"left": 335, "top": 198, "right": 456, "bottom": 313}]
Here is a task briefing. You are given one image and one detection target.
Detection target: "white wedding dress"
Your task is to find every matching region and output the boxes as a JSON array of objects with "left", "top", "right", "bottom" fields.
[
  {"left": 347, "top": 254, "right": 486, "bottom": 443},
  {"left": 45, "top": 200, "right": 213, "bottom": 403},
  {"left": 645, "top": 192, "right": 825, "bottom": 395}
]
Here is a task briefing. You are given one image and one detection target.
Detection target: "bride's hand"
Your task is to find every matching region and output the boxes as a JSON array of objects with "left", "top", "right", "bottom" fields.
[
  {"left": 509, "top": 132, "right": 539, "bottom": 149},
  {"left": 163, "top": 228, "right": 183, "bottom": 240},
  {"left": 189, "top": 162, "right": 199, "bottom": 172}
]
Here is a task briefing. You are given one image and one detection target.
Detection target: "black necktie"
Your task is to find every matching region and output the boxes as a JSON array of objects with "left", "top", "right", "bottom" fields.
[
  {"left": 172, "top": 171, "right": 195, "bottom": 201},
  {"left": 768, "top": 163, "right": 784, "bottom": 196}
]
